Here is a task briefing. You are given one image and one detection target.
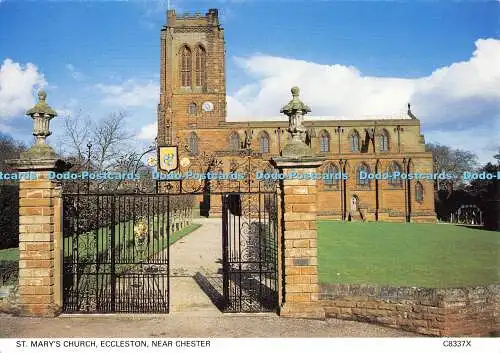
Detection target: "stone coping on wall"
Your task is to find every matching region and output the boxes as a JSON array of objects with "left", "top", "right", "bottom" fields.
[
  {"left": 0, "top": 285, "right": 20, "bottom": 315},
  {"left": 320, "top": 283, "right": 499, "bottom": 337},
  {"left": 6, "top": 158, "right": 70, "bottom": 172}
]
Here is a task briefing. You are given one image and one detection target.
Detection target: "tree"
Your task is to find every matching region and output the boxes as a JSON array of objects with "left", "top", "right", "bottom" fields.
[
  {"left": 92, "top": 111, "right": 135, "bottom": 171},
  {"left": 494, "top": 147, "right": 500, "bottom": 165},
  {"left": 60, "top": 108, "right": 91, "bottom": 167},
  {"left": 0, "top": 134, "right": 26, "bottom": 172},
  {"left": 60, "top": 110, "right": 155, "bottom": 192},
  {"left": 0, "top": 134, "right": 26, "bottom": 249},
  {"left": 467, "top": 161, "right": 500, "bottom": 200},
  {"left": 425, "top": 143, "right": 478, "bottom": 191},
  {"left": 466, "top": 152, "right": 500, "bottom": 230}
]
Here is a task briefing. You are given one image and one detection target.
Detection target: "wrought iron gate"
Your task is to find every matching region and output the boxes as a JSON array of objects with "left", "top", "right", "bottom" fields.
[
  {"left": 62, "top": 193, "right": 170, "bottom": 313},
  {"left": 221, "top": 191, "right": 279, "bottom": 312}
]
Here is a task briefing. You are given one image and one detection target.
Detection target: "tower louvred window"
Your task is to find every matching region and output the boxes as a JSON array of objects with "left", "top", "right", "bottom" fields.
[
  {"left": 195, "top": 46, "right": 206, "bottom": 87},
  {"left": 180, "top": 46, "right": 192, "bottom": 87}
]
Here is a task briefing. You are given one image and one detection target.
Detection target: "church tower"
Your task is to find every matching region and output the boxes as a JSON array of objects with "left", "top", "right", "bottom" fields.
[{"left": 158, "top": 9, "right": 226, "bottom": 145}]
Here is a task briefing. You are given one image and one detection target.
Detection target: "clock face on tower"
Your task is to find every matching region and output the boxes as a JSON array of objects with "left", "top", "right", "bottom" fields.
[{"left": 202, "top": 101, "right": 214, "bottom": 112}]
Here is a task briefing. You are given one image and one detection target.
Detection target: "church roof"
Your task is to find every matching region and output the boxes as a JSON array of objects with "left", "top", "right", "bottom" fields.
[{"left": 220, "top": 115, "right": 419, "bottom": 129}]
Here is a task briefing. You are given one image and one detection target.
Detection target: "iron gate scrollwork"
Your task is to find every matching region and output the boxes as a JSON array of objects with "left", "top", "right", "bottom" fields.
[
  {"left": 157, "top": 150, "right": 278, "bottom": 194},
  {"left": 63, "top": 193, "right": 171, "bottom": 313},
  {"left": 62, "top": 148, "right": 280, "bottom": 314},
  {"left": 221, "top": 190, "right": 279, "bottom": 312}
]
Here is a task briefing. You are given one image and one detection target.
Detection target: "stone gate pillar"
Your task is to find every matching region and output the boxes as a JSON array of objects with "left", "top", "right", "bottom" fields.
[
  {"left": 272, "top": 87, "right": 325, "bottom": 319},
  {"left": 7, "top": 90, "right": 68, "bottom": 317},
  {"left": 272, "top": 158, "right": 325, "bottom": 319}
]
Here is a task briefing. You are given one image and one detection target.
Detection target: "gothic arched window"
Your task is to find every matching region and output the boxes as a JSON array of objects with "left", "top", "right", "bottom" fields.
[
  {"left": 388, "top": 161, "right": 403, "bottom": 187},
  {"left": 189, "top": 132, "right": 198, "bottom": 155},
  {"left": 195, "top": 45, "right": 206, "bottom": 88},
  {"left": 319, "top": 130, "right": 330, "bottom": 153},
  {"left": 188, "top": 102, "right": 197, "bottom": 116},
  {"left": 416, "top": 181, "right": 424, "bottom": 202},
  {"left": 180, "top": 45, "right": 192, "bottom": 88},
  {"left": 229, "top": 132, "right": 240, "bottom": 151},
  {"left": 350, "top": 130, "right": 360, "bottom": 152},
  {"left": 259, "top": 131, "right": 270, "bottom": 154},
  {"left": 357, "top": 162, "right": 370, "bottom": 186},
  {"left": 324, "top": 163, "right": 339, "bottom": 186},
  {"left": 378, "top": 129, "right": 389, "bottom": 152}
]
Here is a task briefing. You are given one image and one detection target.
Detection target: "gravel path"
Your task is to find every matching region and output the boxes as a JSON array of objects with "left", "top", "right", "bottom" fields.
[
  {"left": 0, "top": 313, "right": 419, "bottom": 337},
  {"left": 169, "top": 218, "right": 222, "bottom": 313},
  {"left": 170, "top": 218, "right": 222, "bottom": 278}
]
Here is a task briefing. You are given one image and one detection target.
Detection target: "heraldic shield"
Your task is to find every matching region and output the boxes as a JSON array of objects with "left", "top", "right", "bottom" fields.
[{"left": 158, "top": 145, "right": 179, "bottom": 172}]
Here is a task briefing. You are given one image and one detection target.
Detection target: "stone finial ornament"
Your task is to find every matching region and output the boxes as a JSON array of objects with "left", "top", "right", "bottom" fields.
[
  {"left": 22, "top": 89, "right": 58, "bottom": 158},
  {"left": 26, "top": 90, "right": 57, "bottom": 145},
  {"left": 280, "top": 86, "right": 311, "bottom": 143},
  {"left": 280, "top": 87, "right": 313, "bottom": 158}
]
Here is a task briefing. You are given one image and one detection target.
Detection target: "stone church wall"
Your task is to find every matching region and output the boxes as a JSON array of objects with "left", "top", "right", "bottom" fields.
[
  {"left": 320, "top": 283, "right": 500, "bottom": 337},
  {"left": 159, "top": 9, "right": 436, "bottom": 223}
]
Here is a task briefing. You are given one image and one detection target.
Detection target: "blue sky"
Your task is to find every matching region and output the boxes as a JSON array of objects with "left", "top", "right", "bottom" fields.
[{"left": 0, "top": 0, "right": 499, "bottom": 163}]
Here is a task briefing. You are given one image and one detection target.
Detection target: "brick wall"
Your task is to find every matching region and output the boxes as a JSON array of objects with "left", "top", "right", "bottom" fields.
[
  {"left": 274, "top": 160, "right": 325, "bottom": 319},
  {"left": 17, "top": 173, "right": 62, "bottom": 317},
  {"left": 320, "top": 283, "right": 499, "bottom": 336}
]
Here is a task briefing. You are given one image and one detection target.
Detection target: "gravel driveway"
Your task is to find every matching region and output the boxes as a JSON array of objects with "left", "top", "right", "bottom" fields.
[
  {"left": 169, "top": 218, "right": 222, "bottom": 313},
  {"left": 0, "top": 313, "right": 419, "bottom": 337}
]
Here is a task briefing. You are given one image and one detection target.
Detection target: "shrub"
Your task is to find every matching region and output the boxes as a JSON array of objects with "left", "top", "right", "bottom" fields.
[
  {"left": 0, "top": 261, "right": 18, "bottom": 286},
  {"left": 0, "top": 185, "right": 19, "bottom": 249}
]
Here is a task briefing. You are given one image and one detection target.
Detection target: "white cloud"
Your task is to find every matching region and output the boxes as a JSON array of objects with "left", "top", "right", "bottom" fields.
[
  {"left": 228, "top": 39, "right": 500, "bottom": 122},
  {"left": 426, "top": 125, "right": 500, "bottom": 166},
  {"left": 226, "top": 38, "right": 500, "bottom": 163},
  {"left": 65, "top": 64, "right": 85, "bottom": 81},
  {"left": 0, "top": 58, "right": 47, "bottom": 119},
  {"left": 228, "top": 56, "right": 415, "bottom": 120},
  {"left": 96, "top": 80, "right": 159, "bottom": 108},
  {"left": 137, "top": 122, "right": 157, "bottom": 140}
]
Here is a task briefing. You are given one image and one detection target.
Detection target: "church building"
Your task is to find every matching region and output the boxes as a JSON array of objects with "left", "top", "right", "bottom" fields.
[{"left": 157, "top": 9, "right": 436, "bottom": 223}]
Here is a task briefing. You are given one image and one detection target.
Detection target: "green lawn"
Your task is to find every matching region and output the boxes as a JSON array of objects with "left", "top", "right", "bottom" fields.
[
  {"left": 0, "top": 222, "right": 201, "bottom": 273},
  {"left": 66, "top": 220, "right": 202, "bottom": 263},
  {"left": 63, "top": 214, "right": 174, "bottom": 258},
  {"left": 0, "top": 247, "right": 19, "bottom": 262},
  {"left": 318, "top": 221, "right": 499, "bottom": 288},
  {"left": 114, "top": 222, "right": 201, "bottom": 273}
]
